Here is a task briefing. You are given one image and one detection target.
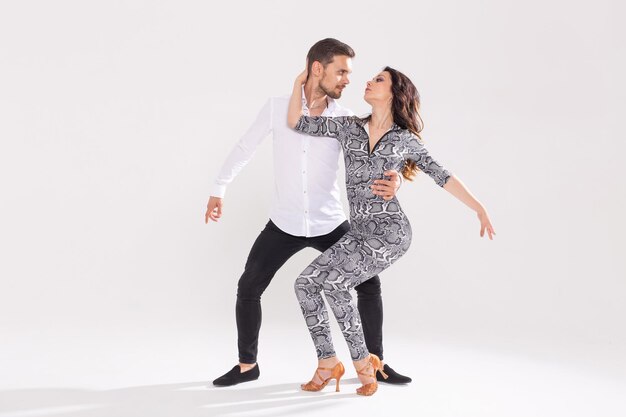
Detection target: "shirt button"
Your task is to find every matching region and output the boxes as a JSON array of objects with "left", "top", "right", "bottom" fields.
[
  {"left": 302, "top": 170, "right": 306, "bottom": 174},
  {"left": 304, "top": 190, "right": 307, "bottom": 194}
]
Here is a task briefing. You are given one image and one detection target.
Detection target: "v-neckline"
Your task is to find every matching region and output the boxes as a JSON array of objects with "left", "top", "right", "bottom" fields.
[{"left": 364, "top": 121, "right": 394, "bottom": 156}]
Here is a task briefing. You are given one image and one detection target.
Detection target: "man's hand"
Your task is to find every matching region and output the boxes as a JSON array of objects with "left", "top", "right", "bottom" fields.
[
  {"left": 205, "top": 196, "right": 223, "bottom": 223},
  {"left": 370, "top": 170, "right": 402, "bottom": 201}
]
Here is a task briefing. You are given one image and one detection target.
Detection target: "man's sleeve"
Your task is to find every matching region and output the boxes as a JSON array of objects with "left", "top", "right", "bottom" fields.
[{"left": 209, "top": 98, "right": 273, "bottom": 198}]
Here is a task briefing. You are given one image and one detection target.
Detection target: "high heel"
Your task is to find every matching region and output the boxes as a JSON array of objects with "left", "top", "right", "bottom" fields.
[
  {"left": 301, "top": 361, "right": 345, "bottom": 392},
  {"left": 356, "top": 354, "right": 386, "bottom": 396}
]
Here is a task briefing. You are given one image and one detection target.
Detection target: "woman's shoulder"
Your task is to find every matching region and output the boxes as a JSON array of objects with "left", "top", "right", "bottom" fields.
[
  {"left": 396, "top": 128, "right": 425, "bottom": 146},
  {"left": 392, "top": 126, "right": 415, "bottom": 138}
]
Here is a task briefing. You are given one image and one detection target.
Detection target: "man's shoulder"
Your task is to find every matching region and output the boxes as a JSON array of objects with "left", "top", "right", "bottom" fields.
[
  {"left": 331, "top": 101, "right": 354, "bottom": 117},
  {"left": 266, "top": 94, "right": 354, "bottom": 116}
]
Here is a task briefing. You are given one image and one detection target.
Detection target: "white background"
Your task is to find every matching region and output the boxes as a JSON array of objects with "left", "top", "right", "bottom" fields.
[{"left": 1, "top": 1, "right": 624, "bottom": 416}]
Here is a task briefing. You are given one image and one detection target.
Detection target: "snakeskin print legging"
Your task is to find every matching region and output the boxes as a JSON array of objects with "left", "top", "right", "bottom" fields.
[
  {"left": 293, "top": 114, "right": 450, "bottom": 361},
  {"left": 294, "top": 208, "right": 412, "bottom": 361}
]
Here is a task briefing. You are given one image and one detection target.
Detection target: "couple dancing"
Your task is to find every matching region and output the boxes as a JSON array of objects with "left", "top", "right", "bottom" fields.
[{"left": 205, "top": 38, "right": 495, "bottom": 396}]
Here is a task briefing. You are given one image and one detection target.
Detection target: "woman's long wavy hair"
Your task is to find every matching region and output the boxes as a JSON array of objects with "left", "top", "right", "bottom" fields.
[{"left": 364, "top": 66, "right": 424, "bottom": 181}]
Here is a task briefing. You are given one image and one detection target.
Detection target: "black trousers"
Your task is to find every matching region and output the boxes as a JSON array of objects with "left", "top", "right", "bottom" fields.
[{"left": 236, "top": 219, "right": 384, "bottom": 364}]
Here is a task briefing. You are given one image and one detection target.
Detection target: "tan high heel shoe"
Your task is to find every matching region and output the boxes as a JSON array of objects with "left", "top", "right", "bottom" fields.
[
  {"left": 301, "top": 361, "right": 345, "bottom": 392},
  {"left": 356, "top": 354, "right": 388, "bottom": 396}
]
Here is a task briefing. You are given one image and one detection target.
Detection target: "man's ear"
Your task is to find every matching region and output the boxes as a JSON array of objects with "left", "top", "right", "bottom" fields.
[{"left": 311, "top": 61, "right": 323, "bottom": 77}]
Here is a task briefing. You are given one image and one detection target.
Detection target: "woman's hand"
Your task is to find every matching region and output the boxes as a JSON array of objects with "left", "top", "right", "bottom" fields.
[
  {"left": 477, "top": 208, "right": 495, "bottom": 240},
  {"left": 441, "top": 175, "right": 496, "bottom": 240},
  {"left": 295, "top": 61, "right": 308, "bottom": 86},
  {"left": 288, "top": 61, "right": 308, "bottom": 128}
]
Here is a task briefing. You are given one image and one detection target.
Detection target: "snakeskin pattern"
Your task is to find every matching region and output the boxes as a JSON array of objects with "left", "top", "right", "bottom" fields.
[{"left": 294, "top": 115, "right": 451, "bottom": 360}]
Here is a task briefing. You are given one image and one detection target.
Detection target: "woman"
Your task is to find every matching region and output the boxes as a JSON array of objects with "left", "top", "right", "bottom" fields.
[{"left": 287, "top": 65, "right": 495, "bottom": 396}]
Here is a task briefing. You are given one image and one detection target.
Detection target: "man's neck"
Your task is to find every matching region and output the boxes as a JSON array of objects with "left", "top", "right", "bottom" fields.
[{"left": 303, "top": 80, "right": 329, "bottom": 113}]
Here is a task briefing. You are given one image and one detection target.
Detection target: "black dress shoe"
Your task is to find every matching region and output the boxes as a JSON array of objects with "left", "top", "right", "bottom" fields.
[
  {"left": 376, "top": 364, "right": 412, "bottom": 384},
  {"left": 212, "top": 364, "right": 260, "bottom": 386}
]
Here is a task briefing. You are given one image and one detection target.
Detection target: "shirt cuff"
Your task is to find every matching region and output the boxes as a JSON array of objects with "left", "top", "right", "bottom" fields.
[{"left": 210, "top": 184, "right": 227, "bottom": 198}]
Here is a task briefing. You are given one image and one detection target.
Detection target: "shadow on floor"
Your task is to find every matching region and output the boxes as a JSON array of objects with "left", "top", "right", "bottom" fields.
[{"left": 0, "top": 379, "right": 370, "bottom": 417}]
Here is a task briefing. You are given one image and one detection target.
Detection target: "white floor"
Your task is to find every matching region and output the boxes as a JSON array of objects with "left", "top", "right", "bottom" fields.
[{"left": 1, "top": 330, "right": 625, "bottom": 417}]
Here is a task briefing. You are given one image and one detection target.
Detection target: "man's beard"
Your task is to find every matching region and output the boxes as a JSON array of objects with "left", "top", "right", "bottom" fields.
[{"left": 320, "top": 82, "right": 343, "bottom": 99}]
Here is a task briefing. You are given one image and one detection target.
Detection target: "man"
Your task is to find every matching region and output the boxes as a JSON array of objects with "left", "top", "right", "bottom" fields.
[{"left": 205, "top": 38, "right": 411, "bottom": 386}]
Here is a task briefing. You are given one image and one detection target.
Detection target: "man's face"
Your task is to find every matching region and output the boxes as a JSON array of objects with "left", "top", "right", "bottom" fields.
[{"left": 318, "top": 55, "right": 352, "bottom": 99}]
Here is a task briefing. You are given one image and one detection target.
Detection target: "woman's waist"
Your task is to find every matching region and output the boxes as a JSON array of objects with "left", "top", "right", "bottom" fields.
[
  {"left": 348, "top": 209, "right": 411, "bottom": 239},
  {"left": 347, "top": 197, "right": 405, "bottom": 215},
  {"left": 348, "top": 202, "right": 409, "bottom": 226}
]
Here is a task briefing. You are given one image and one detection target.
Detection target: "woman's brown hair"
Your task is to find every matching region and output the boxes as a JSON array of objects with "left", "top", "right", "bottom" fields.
[{"left": 365, "top": 66, "right": 425, "bottom": 181}]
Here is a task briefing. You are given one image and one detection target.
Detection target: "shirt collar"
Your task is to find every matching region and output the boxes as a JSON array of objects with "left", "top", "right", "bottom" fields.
[{"left": 301, "top": 85, "right": 338, "bottom": 115}]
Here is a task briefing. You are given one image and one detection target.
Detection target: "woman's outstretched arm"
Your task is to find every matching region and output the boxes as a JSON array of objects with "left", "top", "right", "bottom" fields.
[
  {"left": 443, "top": 175, "right": 496, "bottom": 239},
  {"left": 403, "top": 135, "right": 495, "bottom": 239},
  {"left": 287, "top": 67, "right": 308, "bottom": 128}
]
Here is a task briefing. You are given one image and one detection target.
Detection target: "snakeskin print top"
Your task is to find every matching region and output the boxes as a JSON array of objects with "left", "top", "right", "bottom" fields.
[
  {"left": 295, "top": 115, "right": 451, "bottom": 184},
  {"left": 295, "top": 115, "right": 452, "bottom": 229}
]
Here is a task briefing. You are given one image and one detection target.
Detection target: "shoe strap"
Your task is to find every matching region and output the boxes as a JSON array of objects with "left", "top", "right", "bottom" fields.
[
  {"left": 313, "top": 367, "right": 335, "bottom": 384},
  {"left": 356, "top": 362, "right": 375, "bottom": 378},
  {"left": 314, "top": 363, "right": 341, "bottom": 383},
  {"left": 316, "top": 361, "right": 342, "bottom": 373}
]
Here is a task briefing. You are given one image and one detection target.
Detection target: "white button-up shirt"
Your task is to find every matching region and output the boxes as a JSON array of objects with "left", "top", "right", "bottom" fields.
[{"left": 210, "top": 89, "right": 353, "bottom": 237}]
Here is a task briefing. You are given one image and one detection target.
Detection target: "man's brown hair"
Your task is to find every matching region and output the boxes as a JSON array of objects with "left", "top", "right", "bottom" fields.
[{"left": 306, "top": 38, "right": 355, "bottom": 74}]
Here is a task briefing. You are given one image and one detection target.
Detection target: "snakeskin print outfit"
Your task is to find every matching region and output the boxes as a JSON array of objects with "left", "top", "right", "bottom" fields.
[{"left": 293, "top": 115, "right": 452, "bottom": 361}]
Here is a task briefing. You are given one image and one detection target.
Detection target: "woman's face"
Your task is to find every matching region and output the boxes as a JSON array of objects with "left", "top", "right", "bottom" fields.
[{"left": 364, "top": 71, "right": 393, "bottom": 105}]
